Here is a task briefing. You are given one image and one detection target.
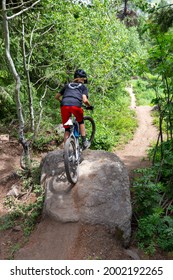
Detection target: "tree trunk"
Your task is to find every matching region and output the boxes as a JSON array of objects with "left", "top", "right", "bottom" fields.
[
  {"left": 124, "top": 0, "right": 128, "bottom": 16},
  {"left": 21, "top": 15, "right": 35, "bottom": 132},
  {"left": 2, "top": 0, "right": 25, "bottom": 142}
]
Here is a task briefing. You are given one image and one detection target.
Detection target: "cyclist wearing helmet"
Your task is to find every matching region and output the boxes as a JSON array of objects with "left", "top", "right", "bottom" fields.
[{"left": 55, "top": 69, "right": 93, "bottom": 149}]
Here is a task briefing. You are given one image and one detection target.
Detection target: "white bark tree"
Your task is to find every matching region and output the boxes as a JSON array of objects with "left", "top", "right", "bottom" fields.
[
  {"left": 2, "top": 0, "right": 40, "bottom": 168},
  {"left": 21, "top": 12, "right": 55, "bottom": 134}
]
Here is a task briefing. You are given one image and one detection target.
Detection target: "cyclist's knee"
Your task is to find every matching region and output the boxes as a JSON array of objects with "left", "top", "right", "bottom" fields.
[
  {"left": 64, "top": 129, "right": 70, "bottom": 143},
  {"left": 65, "top": 127, "right": 70, "bottom": 132},
  {"left": 78, "top": 119, "right": 84, "bottom": 125}
]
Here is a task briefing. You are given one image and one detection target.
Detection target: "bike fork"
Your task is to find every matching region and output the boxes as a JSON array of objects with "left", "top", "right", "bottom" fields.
[{"left": 75, "top": 138, "right": 80, "bottom": 164}]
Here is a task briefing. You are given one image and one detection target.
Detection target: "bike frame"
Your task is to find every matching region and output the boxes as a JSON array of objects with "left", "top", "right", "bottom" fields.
[
  {"left": 65, "top": 117, "right": 81, "bottom": 163},
  {"left": 63, "top": 107, "right": 95, "bottom": 184}
]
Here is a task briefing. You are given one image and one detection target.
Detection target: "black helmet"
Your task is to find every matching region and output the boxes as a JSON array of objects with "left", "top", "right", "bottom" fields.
[{"left": 74, "top": 69, "right": 88, "bottom": 83}]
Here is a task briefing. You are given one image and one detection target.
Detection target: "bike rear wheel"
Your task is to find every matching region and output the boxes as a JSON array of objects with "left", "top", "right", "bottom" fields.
[
  {"left": 83, "top": 116, "right": 96, "bottom": 143},
  {"left": 64, "top": 136, "right": 79, "bottom": 184}
]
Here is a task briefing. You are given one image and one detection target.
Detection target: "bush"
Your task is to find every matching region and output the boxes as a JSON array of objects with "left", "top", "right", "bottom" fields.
[
  {"left": 0, "top": 164, "right": 44, "bottom": 237},
  {"left": 132, "top": 141, "right": 173, "bottom": 254},
  {"left": 89, "top": 85, "right": 137, "bottom": 151},
  {"left": 131, "top": 77, "right": 156, "bottom": 106}
]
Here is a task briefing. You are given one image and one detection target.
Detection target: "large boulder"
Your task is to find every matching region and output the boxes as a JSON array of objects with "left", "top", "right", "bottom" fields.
[{"left": 41, "top": 149, "right": 132, "bottom": 247}]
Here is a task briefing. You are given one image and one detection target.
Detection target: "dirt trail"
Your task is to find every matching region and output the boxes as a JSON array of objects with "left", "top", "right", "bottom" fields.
[
  {"left": 0, "top": 86, "right": 159, "bottom": 260},
  {"left": 116, "top": 86, "right": 158, "bottom": 172}
]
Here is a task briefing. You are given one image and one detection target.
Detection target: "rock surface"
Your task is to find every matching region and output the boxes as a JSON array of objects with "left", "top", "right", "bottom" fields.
[{"left": 41, "top": 149, "right": 132, "bottom": 247}]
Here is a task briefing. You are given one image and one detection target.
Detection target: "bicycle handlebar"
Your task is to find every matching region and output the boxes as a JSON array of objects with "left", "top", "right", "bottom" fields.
[{"left": 82, "top": 105, "right": 94, "bottom": 111}]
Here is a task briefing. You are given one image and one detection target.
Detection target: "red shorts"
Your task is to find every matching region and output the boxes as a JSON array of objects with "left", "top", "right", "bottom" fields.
[{"left": 61, "top": 106, "right": 84, "bottom": 128}]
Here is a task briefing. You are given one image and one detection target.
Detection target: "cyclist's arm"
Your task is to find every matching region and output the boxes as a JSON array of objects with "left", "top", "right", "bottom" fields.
[
  {"left": 55, "top": 93, "right": 62, "bottom": 103},
  {"left": 82, "top": 94, "right": 91, "bottom": 107}
]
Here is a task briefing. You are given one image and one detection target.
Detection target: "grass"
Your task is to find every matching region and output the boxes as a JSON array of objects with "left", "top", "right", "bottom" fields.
[{"left": 131, "top": 77, "right": 156, "bottom": 106}]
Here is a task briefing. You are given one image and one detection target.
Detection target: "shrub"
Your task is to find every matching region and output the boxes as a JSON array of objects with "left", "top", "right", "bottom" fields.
[{"left": 132, "top": 141, "right": 173, "bottom": 254}]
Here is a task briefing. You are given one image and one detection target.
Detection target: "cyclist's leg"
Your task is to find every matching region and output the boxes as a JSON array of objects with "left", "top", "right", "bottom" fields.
[
  {"left": 83, "top": 116, "right": 96, "bottom": 143},
  {"left": 64, "top": 128, "right": 70, "bottom": 143},
  {"left": 79, "top": 122, "right": 85, "bottom": 137},
  {"left": 70, "top": 106, "right": 83, "bottom": 134},
  {"left": 61, "top": 106, "right": 71, "bottom": 143},
  {"left": 68, "top": 106, "right": 85, "bottom": 141},
  {"left": 77, "top": 121, "right": 88, "bottom": 149},
  {"left": 70, "top": 106, "right": 89, "bottom": 148}
]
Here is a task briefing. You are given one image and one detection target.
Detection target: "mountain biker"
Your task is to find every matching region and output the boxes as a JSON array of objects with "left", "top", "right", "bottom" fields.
[{"left": 55, "top": 69, "right": 93, "bottom": 149}]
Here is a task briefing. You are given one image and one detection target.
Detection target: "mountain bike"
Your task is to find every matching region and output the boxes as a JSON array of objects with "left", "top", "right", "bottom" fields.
[{"left": 64, "top": 106, "right": 95, "bottom": 184}]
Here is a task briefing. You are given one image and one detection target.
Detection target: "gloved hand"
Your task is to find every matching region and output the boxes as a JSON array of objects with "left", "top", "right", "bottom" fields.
[{"left": 86, "top": 105, "right": 94, "bottom": 111}]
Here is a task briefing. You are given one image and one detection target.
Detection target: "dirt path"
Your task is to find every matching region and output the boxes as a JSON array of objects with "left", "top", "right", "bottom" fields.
[
  {"left": 115, "top": 86, "right": 158, "bottom": 174},
  {"left": 0, "top": 86, "right": 160, "bottom": 260}
]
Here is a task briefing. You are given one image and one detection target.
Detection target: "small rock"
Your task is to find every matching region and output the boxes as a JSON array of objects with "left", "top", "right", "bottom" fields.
[
  {"left": 124, "top": 248, "right": 141, "bottom": 260},
  {"left": 151, "top": 105, "right": 159, "bottom": 111},
  {"left": 7, "top": 185, "right": 20, "bottom": 197},
  {"left": 0, "top": 134, "right": 9, "bottom": 142},
  {"left": 54, "top": 124, "right": 64, "bottom": 135},
  {"left": 12, "top": 225, "right": 22, "bottom": 232}
]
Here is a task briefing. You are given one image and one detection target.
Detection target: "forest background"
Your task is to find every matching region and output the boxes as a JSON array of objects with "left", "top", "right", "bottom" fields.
[{"left": 1, "top": 0, "right": 173, "bottom": 257}]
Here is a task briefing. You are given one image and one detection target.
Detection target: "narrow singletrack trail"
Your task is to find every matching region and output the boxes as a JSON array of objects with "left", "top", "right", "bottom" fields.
[{"left": 115, "top": 86, "right": 158, "bottom": 173}]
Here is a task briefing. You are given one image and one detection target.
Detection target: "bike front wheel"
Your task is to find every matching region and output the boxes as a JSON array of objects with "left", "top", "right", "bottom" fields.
[
  {"left": 64, "top": 136, "right": 79, "bottom": 184},
  {"left": 83, "top": 116, "right": 96, "bottom": 143}
]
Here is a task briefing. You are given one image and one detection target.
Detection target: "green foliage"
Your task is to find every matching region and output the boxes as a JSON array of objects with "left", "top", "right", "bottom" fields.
[
  {"left": 0, "top": 212, "right": 19, "bottom": 231},
  {"left": 131, "top": 77, "right": 156, "bottom": 106},
  {"left": 132, "top": 24, "right": 173, "bottom": 252},
  {"left": 32, "top": 133, "right": 62, "bottom": 151},
  {"left": 144, "top": 8, "right": 173, "bottom": 147},
  {"left": 0, "top": 163, "right": 44, "bottom": 237},
  {"left": 148, "top": 2, "right": 173, "bottom": 33},
  {"left": 21, "top": 194, "right": 44, "bottom": 237},
  {"left": 9, "top": 243, "right": 21, "bottom": 260},
  {"left": 151, "top": 140, "right": 173, "bottom": 188},
  {"left": 132, "top": 140, "right": 173, "bottom": 254},
  {"left": 90, "top": 86, "right": 137, "bottom": 151},
  {"left": 136, "top": 213, "right": 173, "bottom": 254},
  {"left": 1, "top": 0, "right": 146, "bottom": 147},
  {"left": 0, "top": 85, "right": 16, "bottom": 119}
]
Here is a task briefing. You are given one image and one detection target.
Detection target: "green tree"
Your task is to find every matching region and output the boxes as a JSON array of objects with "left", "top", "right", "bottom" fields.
[{"left": 1, "top": 0, "right": 145, "bottom": 152}]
